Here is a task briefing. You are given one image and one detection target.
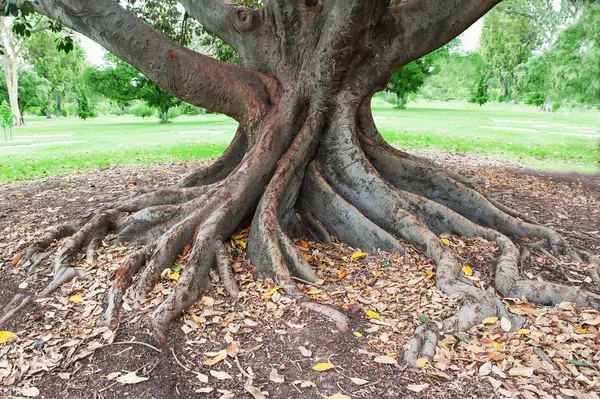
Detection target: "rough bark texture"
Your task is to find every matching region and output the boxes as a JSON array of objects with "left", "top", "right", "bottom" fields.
[{"left": 9, "top": 0, "right": 599, "bottom": 366}]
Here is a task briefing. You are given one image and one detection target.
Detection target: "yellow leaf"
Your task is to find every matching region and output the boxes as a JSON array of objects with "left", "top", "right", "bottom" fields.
[
  {"left": 517, "top": 329, "right": 530, "bottom": 335},
  {"left": 483, "top": 317, "right": 498, "bottom": 325},
  {"left": 69, "top": 295, "right": 83, "bottom": 303},
  {"left": 0, "top": 331, "right": 17, "bottom": 344},
  {"left": 353, "top": 332, "right": 363, "bottom": 338},
  {"left": 492, "top": 342, "right": 502, "bottom": 351},
  {"left": 351, "top": 251, "right": 366, "bottom": 260},
  {"left": 415, "top": 358, "right": 428, "bottom": 368},
  {"left": 12, "top": 253, "right": 22, "bottom": 267},
  {"left": 426, "top": 272, "right": 435, "bottom": 280},
  {"left": 337, "top": 268, "right": 346, "bottom": 280},
  {"left": 237, "top": 240, "right": 247, "bottom": 249},
  {"left": 168, "top": 272, "right": 180, "bottom": 281},
  {"left": 365, "top": 310, "right": 380, "bottom": 320},
  {"left": 240, "top": 226, "right": 251, "bottom": 234},
  {"left": 312, "top": 363, "right": 335, "bottom": 372},
  {"left": 262, "top": 286, "right": 279, "bottom": 300},
  {"left": 203, "top": 352, "right": 225, "bottom": 366},
  {"left": 441, "top": 238, "right": 451, "bottom": 246},
  {"left": 14, "top": 193, "right": 22, "bottom": 197},
  {"left": 234, "top": 234, "right": 246, "bottom": 240},
  {"left": 462, "top": 265, "right": 473, "bottom": 276},
  {"left": 574, "top": 326, "right": 587, "bottom": 334}
]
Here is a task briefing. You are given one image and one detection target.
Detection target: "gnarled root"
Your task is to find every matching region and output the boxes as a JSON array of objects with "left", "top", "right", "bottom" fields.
[{"left": 8, "top": 95, "right": 597, "bottom": 362}]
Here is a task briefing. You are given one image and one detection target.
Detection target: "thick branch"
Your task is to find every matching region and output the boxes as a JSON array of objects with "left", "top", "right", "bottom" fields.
[{"left": 26, "top": 0, "right": 273, "bottom": 122}]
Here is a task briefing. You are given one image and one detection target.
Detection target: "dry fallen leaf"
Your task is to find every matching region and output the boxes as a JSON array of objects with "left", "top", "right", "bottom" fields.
[
  {"left": 269, "top": 369, "right": 285, "bottom": 383},
  {"left": 116, "top": 372, "right": 148, "bottom": 384},
  {"left": 479, "top": 362, "right": 492, "bottom": 376},
  {"left": 365, "top": 310, "right": 380, "bottom": 320},
  {"left": 244, "top": 384, "right": 267, "bottom": 399},
  {"left": 195, "top": 387, "right": 214, "bottom": 394},
  {"left": 374, "top": 355, "right": 397, "bottom": 365},
  {"left": 312, "top": 363, "right": 335, "bottom": 372},
  {"left": 462, "top": 265, "right": 473, "bottom": 276},
  {"left": 12, "top": 253, "right": 23, "bottom": 267},
  {"left": 500, "top": 317, "right": 512, "bottom": 332},
  {"left": 262, "top": 286, "right": 280, "bottom": 300},
  {"left": 168, "top": 272, "right": 180, "bottom": 281},
  {"left": 292, "top": 380, "right": 316, "bottom": 388},
  {"left": 508, "top": 367, "right": 534, "bottom": 377},
  {"left": 353, "top": 332, "right": 363, "bottom": 338},
  {"left": 298, "top": 346, "right": 312, "bottom": 357},
  {"left": 326, "top": 395, "right": 351, "bottom": 399},
  {"left": 415, "top": 358, "right": 428, "bottom": 368},
  {"left": 210, "top": 370, "right": 232, "bottom": 380},
  {"left": 20, "top": 387, "right": 40, "bottom": 397},
  {"left": 226, "top": 341, "right": 240, "bottom": 357},
  {"left": 482, "top": 316, "right": 498, "bottom": 324},
  {"left": 69, "top": 295, "right": 83, "bottom": 304},
  {"left": 351, "top": 251, "right": 367, "bottom": 260},
  {"left": 203, "top": 351, "right": 225, "bottom": 366},
  {"left": 0, "top": 331, "right": 17, "bottom": 343},
  {"left": 407, "top": 384, "right": 429, "bottom": 393},
  {"left": 350, "top": 377, "right": 369, "bottom": 385}
]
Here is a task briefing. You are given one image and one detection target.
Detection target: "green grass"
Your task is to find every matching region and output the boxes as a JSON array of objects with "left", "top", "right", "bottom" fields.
[{"left": 1, "top": 100, "right": 599, "bottom": 182}]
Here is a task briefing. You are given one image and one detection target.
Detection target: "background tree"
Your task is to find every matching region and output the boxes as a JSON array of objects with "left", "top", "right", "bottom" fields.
[
  {"left": 480, "top": 2, "right": 537, "bottom": 103},
  {"left": 469, "top": 75, "right": 489, "bottom": 106},
  {"left": 421, "top": 52, "right": 486, "bottom": 101},
  {"left": 385, "top": 40, "right": 457, "bottom": 108},
  {"left": 0, "top": 99, "right": 13, "bottom": 140},
  {"left": 10, "top": 0, "right": 599, "bottom": 369},
  {"left": 76, "top": 92, "right": 96, "bottom": 120},
  {"left": 25, "top": 31, "right": 86, "bottom": 118},
  {"left": 0, "top": 16, "right": 26, "bottom": 125}
]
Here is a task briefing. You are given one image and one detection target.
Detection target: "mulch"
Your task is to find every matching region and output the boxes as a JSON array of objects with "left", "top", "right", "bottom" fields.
[{"left": 0, "top": 153, "right": 598, "bottom": 399}]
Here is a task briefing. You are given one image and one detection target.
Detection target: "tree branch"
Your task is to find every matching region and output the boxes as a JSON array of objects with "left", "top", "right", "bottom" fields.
[
  {"left": 22, "top": 0, "right": 273, "bottom": 122},
  {"left": 346, "top": 0, "right": 500, "bottom": 94},
  {"left": 389, "top": 0, "right": 501, "bottom": 68}
]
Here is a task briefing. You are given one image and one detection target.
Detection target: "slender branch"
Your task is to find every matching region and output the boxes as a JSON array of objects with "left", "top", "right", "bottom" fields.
[{"left": 19, "top": 0, "right": 273, "bottom": 123}]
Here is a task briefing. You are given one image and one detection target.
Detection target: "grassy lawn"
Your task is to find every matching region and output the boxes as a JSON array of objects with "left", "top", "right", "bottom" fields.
[{"left": 1, "top": 99, "right": 598, "bottom": 182}]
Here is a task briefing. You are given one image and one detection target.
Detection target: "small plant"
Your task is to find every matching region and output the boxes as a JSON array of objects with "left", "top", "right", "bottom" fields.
[
  {"left": 469, "top": 76, "right": 488, "bottom": 106},
  {"left": 131, "top": 103, "right": 154, "bottom": 118},
  {"left": 77, "top": 93, "right": 97, "bottom": 120},
  {"left": 0, "top": 101, "right": 14, "bottom": 141}
]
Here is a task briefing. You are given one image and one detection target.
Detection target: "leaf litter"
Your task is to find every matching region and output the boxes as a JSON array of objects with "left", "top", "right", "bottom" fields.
[{"left": 0, "top": 157, "right": 598, "bottom": 398}]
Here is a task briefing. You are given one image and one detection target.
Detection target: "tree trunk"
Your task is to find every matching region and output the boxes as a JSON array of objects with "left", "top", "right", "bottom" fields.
[
  {"left": 55, "top": 93, "right": 62, "bottom": 117},
  {"left": 72, "top": 95, "right": 78, "bottom": 117},
  {"left": 0, "top": 17, "right": 22, "bottom": 127},
  {"left": 397, "top": 94, "right": 405, "bottom": 108},
  {"left": 504, "top": 79, "right": 510, "bottom": 103},
  {"left": 14, "top": 0, "right": 599, "bottom": 367}
]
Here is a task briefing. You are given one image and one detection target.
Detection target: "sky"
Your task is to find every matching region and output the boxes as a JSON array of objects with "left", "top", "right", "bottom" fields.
[{"left": 79, "top": 17, "right": 484, "bottom": 66}]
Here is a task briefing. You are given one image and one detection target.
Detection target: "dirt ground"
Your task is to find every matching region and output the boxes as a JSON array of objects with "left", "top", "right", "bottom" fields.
[{"left": 0, "top": 152, "right": 599, "bottom": 399}]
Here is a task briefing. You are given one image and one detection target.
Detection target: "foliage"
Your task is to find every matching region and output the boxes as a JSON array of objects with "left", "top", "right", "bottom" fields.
[
  {"left": 0, "top": 101, "right": 13, "bottom": 140},
  {"left": 77, "top": 93, "right": 97, "bottom": 120},
  {"left": 131, "top": 102, "right": 154, "bottom": 118},
  {"left": 421, "top": 53, "right": 486, "bottom": 101},
  {"left": 0, "top": 68, "right": 49, "bottom": 114},
  {"left": 469, "top": 76, "right": 489, "bottom": 106},
  {"left": 385, "top": 40, "right": 458, "bottom": 108},
  {"left": 81, "top": 55, "right": 140, "bottom": 109},
  {"left": 180, "top": 103, "right": 203, "bottom": 116}
]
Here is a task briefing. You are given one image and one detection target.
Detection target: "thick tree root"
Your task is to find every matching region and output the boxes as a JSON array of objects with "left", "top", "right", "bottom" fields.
[{"left": 8, "top": 95, "right": 597, "bottom": 368}]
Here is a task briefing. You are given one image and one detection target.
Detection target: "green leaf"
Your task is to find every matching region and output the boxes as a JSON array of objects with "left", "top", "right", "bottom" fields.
[
  {"left": 454, "top": 333, "right": 472, "bottom": 343},
  {"left": 172, "top": 264, "right": 182, "bottom": 272},
  {"left": 21, "top": 1, "right": 34, "bottom": 16},
  {"left": 568, "top": 360, "right": 589, "bottom": 367},
  {"left": 417, "top": 313, "right": 429, "bottom": 324}
]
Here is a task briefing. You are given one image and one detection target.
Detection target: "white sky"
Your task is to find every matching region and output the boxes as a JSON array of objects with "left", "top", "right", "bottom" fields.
[{"left": 79, "top": 17, "right": 484, "bottom": 66}]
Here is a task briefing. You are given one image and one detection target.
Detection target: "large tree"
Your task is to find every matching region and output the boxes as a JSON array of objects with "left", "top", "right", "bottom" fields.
[{"left": 9, "top": 0, "right": 600, "bottom": 366}]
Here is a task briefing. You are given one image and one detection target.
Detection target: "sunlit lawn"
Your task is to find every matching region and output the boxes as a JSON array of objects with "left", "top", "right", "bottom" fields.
[{"left": 1, "top": 98, "right": 598, "bottom": 182}]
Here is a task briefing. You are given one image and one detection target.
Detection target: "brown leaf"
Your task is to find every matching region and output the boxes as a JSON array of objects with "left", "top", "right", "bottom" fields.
[{"left": 12, "top": 253, "right": 23, "bottom": 267}]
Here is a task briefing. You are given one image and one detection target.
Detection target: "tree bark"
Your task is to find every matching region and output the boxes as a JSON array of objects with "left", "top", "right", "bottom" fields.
[
  {"left": 0, "top": 17, "right": 22, "bottom": 126},
  {"left": 10, "top": 0, "right": 599, "bottom": 367}
]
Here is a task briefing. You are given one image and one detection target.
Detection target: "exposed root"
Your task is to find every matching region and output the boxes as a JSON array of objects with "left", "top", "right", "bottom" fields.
[
  {"left": 248, "top": 115, "right": 321, "bottom": 285},
  {"left": 0, "top": 294, "right": 31, "bottom": 328},
  {"left": 99, "top": 248, "right": 150, "bottom": 329},
  {"left": 16, "top": 224, "right": 79, "bottom": 268},
  {"left": 300, "top": 162, "right": 403, "bottom": 253},
  {"left": 216, "top": 241, "right": 240, "bottom": 298},
  {"left": 175, "top": 127, "right": 248, "bottom": 188}
]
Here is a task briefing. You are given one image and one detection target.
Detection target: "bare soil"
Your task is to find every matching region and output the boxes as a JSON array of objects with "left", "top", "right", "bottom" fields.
[{"left": 1, "top": 153, "right": 599, "bottom": 399}]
